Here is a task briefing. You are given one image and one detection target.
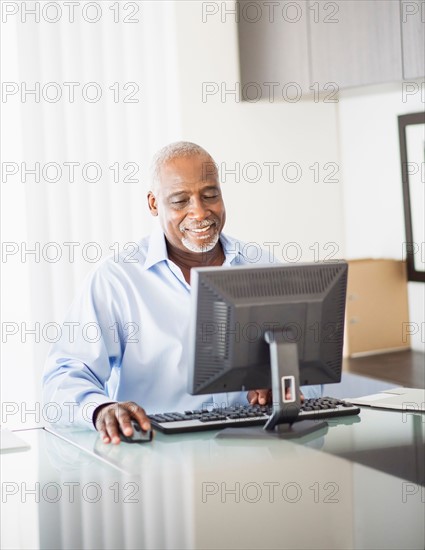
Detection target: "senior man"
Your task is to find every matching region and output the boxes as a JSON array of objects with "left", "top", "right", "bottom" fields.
[{"left": 43, "top": 142, "right": 320, "bottom": 444}]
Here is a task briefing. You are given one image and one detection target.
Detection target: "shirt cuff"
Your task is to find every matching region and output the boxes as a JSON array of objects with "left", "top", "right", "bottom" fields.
[{"left": 71, "top": 393, "right": 118, "bottom": 430}]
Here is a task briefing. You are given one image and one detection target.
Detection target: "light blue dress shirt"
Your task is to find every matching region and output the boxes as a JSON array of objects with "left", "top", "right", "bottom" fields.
[{"left": 43, "top": 224, "right": 321, "bottom": 429}]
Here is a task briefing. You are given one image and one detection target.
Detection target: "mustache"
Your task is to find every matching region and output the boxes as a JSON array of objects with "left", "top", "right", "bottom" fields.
[{"left": 180, "top": 219, "right": 218, "bottom": 231}]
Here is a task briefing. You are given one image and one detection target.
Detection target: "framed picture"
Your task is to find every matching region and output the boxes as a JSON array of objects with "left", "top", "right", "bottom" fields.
[{"left": 398, "top": 112, "right": 425, "bottom": 283}]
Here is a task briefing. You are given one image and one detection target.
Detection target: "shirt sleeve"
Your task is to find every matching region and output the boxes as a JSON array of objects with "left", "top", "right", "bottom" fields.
[
  {"left": 42, "top": 265, "right": 124, "bottom": 430},
  {"left": 300, "top": 385, "right": 323, "bottom": 399}
]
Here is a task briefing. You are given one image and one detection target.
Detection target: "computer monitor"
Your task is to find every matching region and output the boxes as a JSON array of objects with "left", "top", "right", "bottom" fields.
[{"left": 188, "top": 261, "right": 348, "bottom": 435}]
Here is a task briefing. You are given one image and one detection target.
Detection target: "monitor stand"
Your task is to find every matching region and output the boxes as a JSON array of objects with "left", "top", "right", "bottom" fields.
[{"left": 262, "top": 330, "right": 327, "bottom": 439}]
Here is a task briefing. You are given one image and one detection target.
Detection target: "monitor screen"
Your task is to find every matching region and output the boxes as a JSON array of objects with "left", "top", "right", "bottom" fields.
[{"left": 188, "top": 262, "right": 348, "bottom": 397}]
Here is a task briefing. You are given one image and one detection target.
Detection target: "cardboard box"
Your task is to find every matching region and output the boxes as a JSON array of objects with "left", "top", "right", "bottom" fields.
[{"left": 344, "top": 259, "right": 410, "bottom": 357}]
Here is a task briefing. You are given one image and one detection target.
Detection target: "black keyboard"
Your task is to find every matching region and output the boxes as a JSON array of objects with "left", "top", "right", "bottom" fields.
[{"left": 148, "top": 397, "right": 361, "bottom": 434}]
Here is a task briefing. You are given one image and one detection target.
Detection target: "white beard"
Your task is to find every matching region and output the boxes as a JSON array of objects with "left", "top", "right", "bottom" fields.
[{"left": 181, "top": 231, "right": 220, "bottom": 253}]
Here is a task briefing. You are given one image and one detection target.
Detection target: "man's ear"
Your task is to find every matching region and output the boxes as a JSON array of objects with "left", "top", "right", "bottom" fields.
[{"left": 147, "top": 192, "right": 158, "bottom": 216}]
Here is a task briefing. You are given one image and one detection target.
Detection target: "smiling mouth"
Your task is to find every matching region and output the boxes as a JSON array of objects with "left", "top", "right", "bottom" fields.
[{"left": 184, "top": 224, "right": 216, "bottom": 239}]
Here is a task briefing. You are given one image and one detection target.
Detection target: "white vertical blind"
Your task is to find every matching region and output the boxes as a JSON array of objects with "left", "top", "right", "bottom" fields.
[{"left": 2, "top": 1, "right": 181, "bottom": 413}]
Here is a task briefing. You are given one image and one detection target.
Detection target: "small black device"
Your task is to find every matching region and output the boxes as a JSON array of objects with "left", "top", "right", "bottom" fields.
[{"left": 119, "top": 421, "right": 153, "bottom": 443}]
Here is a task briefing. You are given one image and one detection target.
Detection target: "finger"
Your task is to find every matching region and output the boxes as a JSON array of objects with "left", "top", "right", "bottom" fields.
[
  {"left": 122, "top": 401, "right": 151, "bottom": 431},
  {"left": 284, "top": 386, "right": 296, "bottom": 401},
  {"left": 247, "top": 391, "right": 258, "bottom": 405},
  {"left": 283, "top": 388, "right": 304, "bottom": 402},
  {"left": 95, "top": 413, "right": 112, "bottom": 444},
  {"left": 115, "top": 403, "right": 137, "bottom": 437},
  {"left": 98, "top": 427, "right": 111, "bottom": 444},
  {"left": 115, "top": 406, "right": 134, "bottom": 439},
  {"left": 266, "top": 389, "right": 272, "bottom": 404},
  {"left": 257, "top": 389, "right": 269, "bottom": 405},
  {"left": 132, "top": 407, "right": 151, "bottom": 432},
  {"left": 96, "top": 403, "right": 123, "bottom": 444},
  {"left": 104, "top": 412, "right": 122, "bottom": 445}
]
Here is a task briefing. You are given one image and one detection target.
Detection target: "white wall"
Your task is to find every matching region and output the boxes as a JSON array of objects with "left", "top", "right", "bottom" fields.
[
  {"left": 338, "top": 83, "right": 425, "bottom": 351},
  {"left": 174, "top": 3, "right": 344, "bottom": 264},
  {"left": 173, "top": 3, "right": 424, "bottom": 352}
]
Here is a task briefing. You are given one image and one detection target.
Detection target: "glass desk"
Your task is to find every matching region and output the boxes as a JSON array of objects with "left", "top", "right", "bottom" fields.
[{"left": 1, "top": 376, "right": 424, "bottom": 550}]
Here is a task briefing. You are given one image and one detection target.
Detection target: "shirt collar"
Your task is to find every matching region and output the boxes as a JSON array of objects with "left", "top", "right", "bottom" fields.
[
  {"left": 220, "top": 233, "right": 244, "bottom": 265},
  {"left": 142, "top": 223, "right": 169, "bottom": 271},
  {"left": 143, "top": 224, "right": 244, "bottom": 271}
]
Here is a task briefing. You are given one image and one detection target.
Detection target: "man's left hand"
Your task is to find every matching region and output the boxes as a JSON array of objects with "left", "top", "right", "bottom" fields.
[{"left": 247, "top": 389, "right": 305, "bottom": 405}]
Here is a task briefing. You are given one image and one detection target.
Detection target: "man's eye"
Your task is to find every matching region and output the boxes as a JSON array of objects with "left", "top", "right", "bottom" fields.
[
  {"left": 204, "top": 195, "right": 219, "bottom": 200},
  {"left": 172, "top": 199, "right": 187, "bottom": 205}
]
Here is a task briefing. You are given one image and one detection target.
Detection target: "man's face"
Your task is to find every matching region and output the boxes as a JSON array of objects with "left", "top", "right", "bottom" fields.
[{"left": 148, "top": 154, "right": 226, "bottom": 254}]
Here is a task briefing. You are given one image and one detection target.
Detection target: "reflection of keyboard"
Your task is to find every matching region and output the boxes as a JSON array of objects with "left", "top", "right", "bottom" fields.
[{"left": 148, "top": 397, "right": 361, "bottom": 434}]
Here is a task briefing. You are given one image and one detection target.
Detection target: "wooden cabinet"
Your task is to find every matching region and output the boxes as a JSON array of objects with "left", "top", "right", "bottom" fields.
[
  {"left": 400, "top": 0, "right": 425, "bottom": 79},
  {"left": 309, "top": 0, "right": 402, "bottom": 88},
  {"left": 237, "top": 0, "right": 424, "bottom": 96},
  {"left": 238, "top": 1, "right": 310, "bottom": 98}
]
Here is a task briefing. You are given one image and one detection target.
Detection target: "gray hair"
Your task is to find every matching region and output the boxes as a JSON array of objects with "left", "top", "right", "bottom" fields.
[{"left": 149, "top": 141, "right": 218, "bottom": 195}]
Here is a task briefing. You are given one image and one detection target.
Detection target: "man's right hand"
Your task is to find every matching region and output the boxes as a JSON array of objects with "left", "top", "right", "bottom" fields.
[{"left": 94, "top": 401, "right": 151, "bottom": 445}]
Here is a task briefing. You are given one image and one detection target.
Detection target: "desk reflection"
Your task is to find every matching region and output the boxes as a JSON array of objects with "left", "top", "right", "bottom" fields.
[{"left": 42, "top": 426, "right": 356, "bottom": 550}]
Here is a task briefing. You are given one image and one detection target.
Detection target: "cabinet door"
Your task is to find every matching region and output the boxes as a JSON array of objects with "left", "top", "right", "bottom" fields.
[
  {"left": 309, "top": 0, "right": 403, "bottom": 89},
  {"left": 238, "top": 0, "right": 310, "bottom": 99},
  {"left": 401, "top": 0, "right": 425, "bottom": 79}
]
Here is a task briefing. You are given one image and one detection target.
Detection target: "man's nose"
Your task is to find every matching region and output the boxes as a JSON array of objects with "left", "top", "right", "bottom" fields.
[{"left": 188, "top": 197, "right": 208, "bottom": 219}]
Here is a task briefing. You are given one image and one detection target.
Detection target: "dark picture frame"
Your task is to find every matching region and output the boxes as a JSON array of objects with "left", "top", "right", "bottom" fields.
[{"left": 398, "top": 111, "right": 425, "bottom": 283}]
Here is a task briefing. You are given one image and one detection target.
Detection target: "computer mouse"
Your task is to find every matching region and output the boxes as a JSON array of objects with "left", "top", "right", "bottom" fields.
[{"left": 119, "top": 420, "right": 153, "bottom": 443}]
